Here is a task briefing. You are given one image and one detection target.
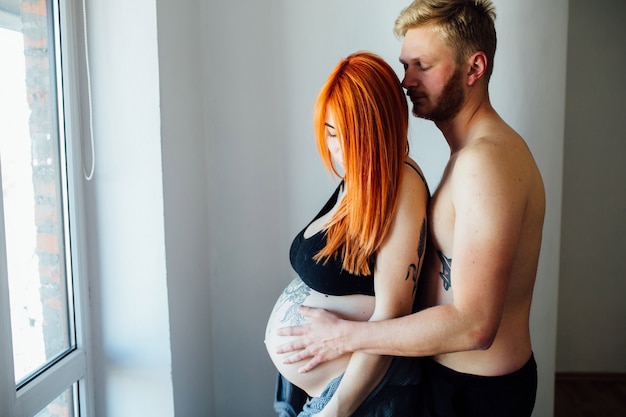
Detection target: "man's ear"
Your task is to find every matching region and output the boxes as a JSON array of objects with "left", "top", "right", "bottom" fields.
[{"left": 467, "top": 51, "right": 487, "bottom": 86}]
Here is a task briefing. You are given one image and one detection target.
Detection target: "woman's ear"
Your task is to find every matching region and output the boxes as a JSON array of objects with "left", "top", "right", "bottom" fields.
[{"left": 467, "top": 51, "right": 487, "bottom": 86}]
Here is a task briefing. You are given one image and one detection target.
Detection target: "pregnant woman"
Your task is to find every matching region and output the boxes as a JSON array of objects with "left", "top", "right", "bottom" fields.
[{"left": 265, "top": 51, "right": 429, "bottom": 417}]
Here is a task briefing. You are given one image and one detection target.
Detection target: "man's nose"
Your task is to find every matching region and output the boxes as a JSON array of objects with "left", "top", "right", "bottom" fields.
[{"left": 402, "top": 70, "right": 418, "bottom": 89}]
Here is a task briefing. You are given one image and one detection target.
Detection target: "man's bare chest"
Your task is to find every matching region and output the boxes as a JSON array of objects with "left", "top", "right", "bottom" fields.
[
  {"left": 428, "top": 183, "right": 454, "bottom": 257},
  {"left": 419, "top": 184, "right": 456, "bottom": 305}
]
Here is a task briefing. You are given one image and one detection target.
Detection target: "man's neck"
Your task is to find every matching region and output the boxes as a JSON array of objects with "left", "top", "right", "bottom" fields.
[{"left": 435, "top": 95, "right": 494, "bottom": 154}]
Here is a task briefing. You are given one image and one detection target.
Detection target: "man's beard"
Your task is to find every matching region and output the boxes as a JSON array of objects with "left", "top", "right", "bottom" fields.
[{"left": 411, "top": 68, "right": 465, "bottom": 122}]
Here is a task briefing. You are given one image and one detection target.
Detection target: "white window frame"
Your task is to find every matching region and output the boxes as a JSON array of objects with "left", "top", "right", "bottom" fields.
[{"left": 0, "top": 0, "right": 93, "bottom": 415}]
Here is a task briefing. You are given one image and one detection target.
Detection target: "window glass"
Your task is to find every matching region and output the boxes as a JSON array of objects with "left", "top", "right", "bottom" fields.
[
  {"left": 34, "top": 384, "right": 78, "bottom": 417},
  {"left": 0, "top": 0, "right": 75, "bottom": 385}
]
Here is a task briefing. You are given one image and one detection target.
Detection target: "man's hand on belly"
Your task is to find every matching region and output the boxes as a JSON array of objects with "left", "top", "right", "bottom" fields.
[{"left": 276, "top": 305, "right": 348, "bottom": 373}]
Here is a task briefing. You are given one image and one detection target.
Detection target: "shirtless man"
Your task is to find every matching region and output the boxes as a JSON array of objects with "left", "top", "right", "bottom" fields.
[{"left": 277, "top": 1, "right": 545, "bottom": 415}]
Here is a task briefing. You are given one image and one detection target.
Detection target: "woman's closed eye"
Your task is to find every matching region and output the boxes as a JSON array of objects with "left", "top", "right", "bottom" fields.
[{"left": 325, "top": 122, "right": 337, "bottom": 138}]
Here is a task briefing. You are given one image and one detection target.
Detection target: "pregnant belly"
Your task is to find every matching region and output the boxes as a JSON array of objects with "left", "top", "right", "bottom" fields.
[{"left": 264, "top": 278, "right": 374, "bottom": 397}]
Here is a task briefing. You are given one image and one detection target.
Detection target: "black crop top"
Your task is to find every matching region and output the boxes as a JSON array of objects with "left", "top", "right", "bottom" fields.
[
  {"left": 289, "top": 163, "right": 428, "bottom": 297},
  {"left": 289, "top": 182, "right": 376, "bottom": 296}
]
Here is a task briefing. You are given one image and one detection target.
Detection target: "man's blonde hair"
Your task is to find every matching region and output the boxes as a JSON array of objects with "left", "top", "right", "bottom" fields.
[{"left": 394, "top": 0, "right": 497, "bottom": 80}]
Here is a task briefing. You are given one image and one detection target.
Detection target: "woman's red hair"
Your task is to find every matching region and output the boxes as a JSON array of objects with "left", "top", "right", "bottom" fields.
[{"left": 313, "top": 51, "right": 409, "bottom": 276}]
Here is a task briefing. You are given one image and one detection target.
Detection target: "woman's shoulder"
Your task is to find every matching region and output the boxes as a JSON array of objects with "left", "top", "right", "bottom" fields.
[{"left": 402, "top": 157, "right": 429, "bottom": 198}]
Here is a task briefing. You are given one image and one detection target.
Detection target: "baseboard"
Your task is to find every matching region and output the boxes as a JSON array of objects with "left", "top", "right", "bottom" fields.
[{"left": 556, "top": 372, "right": 626, "bottom": 382}]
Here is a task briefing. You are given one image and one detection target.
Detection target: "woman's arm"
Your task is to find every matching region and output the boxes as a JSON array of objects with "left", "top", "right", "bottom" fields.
[{"left": 315, "top": 165, "right": 428, "bottom": 417}]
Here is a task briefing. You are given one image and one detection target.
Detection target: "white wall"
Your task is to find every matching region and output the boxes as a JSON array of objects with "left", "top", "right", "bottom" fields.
[
  {"left": 557, "top": 0, "right": 626, "bottom": 373},
  {"left": 155, "top": 0, "right": 215, "bottom": 415},
  {"left": 85, "top": 1, "right": 568, "bottom": 416},
  {"left": 84, "top": 0, "right": 174, "bottom": 416}
]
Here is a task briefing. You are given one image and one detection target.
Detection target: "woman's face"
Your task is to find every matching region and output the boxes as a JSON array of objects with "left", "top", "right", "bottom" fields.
[{"left": 324, "top": 111, "right": 344, "bottom": 169}]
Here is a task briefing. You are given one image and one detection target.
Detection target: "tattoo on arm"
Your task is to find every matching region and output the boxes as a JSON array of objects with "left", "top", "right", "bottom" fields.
[
  {"left": 406, "top": 264, "right": 418, "bottom": 296},
  {"left": 406, "top": 218, "right": 427, "bottom": 296},
  {"left": 437, "top": 250, "right": 452, "bottom": 291},
  {"left": 417, "top": 218, "right": 426, "bottom": 271}
]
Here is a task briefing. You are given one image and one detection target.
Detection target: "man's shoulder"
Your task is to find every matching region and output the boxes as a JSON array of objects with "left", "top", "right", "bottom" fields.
[
  {"left": 456, "top": 123, "right": 529, "bottom": 171},
  {"left": 450, "top": 137, "right": 507, "bottom": 175},
  {"left": 463, "top": 110, "right": 524, "bottom": 149},
  {"left": 447, "top": 125, "right": 542, "bottom": 208},
  {"left": 450, "top": 130, "right": 531, "bottom": 183}
]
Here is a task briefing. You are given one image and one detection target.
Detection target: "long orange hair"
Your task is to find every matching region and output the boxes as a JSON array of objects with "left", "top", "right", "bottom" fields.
[{"left": 313, "top": 51, "right": 409, "bottom": 276}]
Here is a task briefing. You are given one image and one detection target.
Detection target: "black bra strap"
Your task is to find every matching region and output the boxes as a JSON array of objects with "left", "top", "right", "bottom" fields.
[{"left": 404, "top": 161, "right": 430, "bottom": 196}]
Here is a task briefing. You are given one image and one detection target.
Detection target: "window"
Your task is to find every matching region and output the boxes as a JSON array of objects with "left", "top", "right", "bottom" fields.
[{"left": 0, "top": 0, "right": 90, "bottom": 416}]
